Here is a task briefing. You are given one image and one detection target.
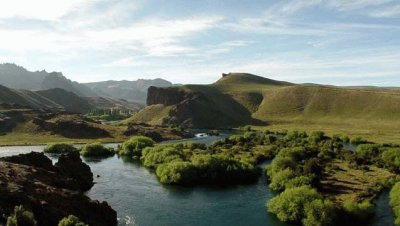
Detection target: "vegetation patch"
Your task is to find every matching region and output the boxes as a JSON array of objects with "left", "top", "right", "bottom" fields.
[
  {"left": 44, "top": 143, "right": 78, "bottom": 154},
  {"left": 79, "top": 143, "right": 114, "bottom": 158}
]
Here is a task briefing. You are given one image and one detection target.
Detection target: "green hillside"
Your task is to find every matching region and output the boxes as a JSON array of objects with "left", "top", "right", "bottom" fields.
[{"left": 129, "top": 72, "right": 400, "bottom": 143}]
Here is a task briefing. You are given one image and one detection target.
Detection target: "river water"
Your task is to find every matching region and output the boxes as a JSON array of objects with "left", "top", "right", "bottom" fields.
[{"left": 0, "top": 132, "right": 393, "bottom": 226}]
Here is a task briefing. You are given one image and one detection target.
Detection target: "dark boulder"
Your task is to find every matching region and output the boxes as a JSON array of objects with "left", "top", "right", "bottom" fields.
[
  {"left": 1, "top": 152, "right": 55, "bottom": 171},
  {"left": 55, "top": 151, "right": 94, "bottom": 191}
]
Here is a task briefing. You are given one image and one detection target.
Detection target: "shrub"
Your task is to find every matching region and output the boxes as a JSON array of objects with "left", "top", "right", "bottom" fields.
[
  {"left": 141, "top": 145, "right": 183, "bottom": 168},
  {"left": 308, "top": 131, "right": 325, "bottom": 143},
  {"left": 355, "top": 144, "right": 382, "bottom": 164},
  {"left": 119, "top": 136, "right": 155, "bottom": 157},
  {"left": 350, "top": 137, "right": 367, "bottom": 145},
  {"left": 381, "top": 148, "right": 400, "bottom": 172},
  {"left": 341, "top": 135, "right": 350, "bottom": 144},
  {"left": 269, "top": 168, "right": 296, "bottom": 191},
  {"left": 390, "top": 182, "right": 400, "bottom": 226},
  {"left": 267, "top": 186, "right": 335, "bottom": 225},
  {"left": 79, "top": 143, "right": 114, "bottom": 157},
  {"left": 342, "top": 200, "right": 374, "bottom": 221},
  {"left": 156, "top": 161, "right": 198, "bottom": 184},
  {"left": 191, "top": 154, "right": 259, "bottom": 184},
  {"left": 58, "top": 215, "right": 88, "bottom": 226},
  {"left": 6, "top": 205, "right": 37, "bottom": 226},
  {"left": 44, "top": 143, "right": 78, "bottom": 154}
]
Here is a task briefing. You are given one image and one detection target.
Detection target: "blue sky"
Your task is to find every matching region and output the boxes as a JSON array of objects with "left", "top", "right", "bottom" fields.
[{"left": 0, "top": 0, "right": 399, "bottom": 86}]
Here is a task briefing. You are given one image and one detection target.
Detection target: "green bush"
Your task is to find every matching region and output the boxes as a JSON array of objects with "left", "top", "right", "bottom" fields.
[
  {"left": 6, "top": 205, "right": 37, "bottom": 226},
  {"left": 390, "top": 182, "right": 400, "bottom": 226},
  {"left": 156, "top": 161, "right": 197, "bottom": 184},
  {"left": 119, "top": 136, "right": 155, "bottom": 157},
  {"left": 355, "top": 144, "right": 382, "bottom": 164},
  {"left": 308, "top": 131, "right": 325, "bottom": 143},
  {"left": 381, "top": 148, "right": 400, "bottom": 172},
  {"left": 342, "top": 200, "right": 374, "bottom": 221},
  {"left": 44, "top": 143, "right": 78, "bottom": 154},
  {"left": 79, "top": 143, "right": 114, "bottom": 157},
  {"left": 269, "top": 168, "right": 296, "bottom": 191},
  {"left": 58, "top": 215, "right": 88, "bottom": 226},
  {"left": 141, "top": 145, "right": 183, "bottom": 168},
  {"left": 267, "top": 186, "right": 335, "bottom": 225},
  {"left": 350, "top": 137, "right": 367, "bottom": 145}
]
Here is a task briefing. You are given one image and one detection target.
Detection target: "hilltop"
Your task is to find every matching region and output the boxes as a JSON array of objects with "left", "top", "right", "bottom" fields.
[{"left": 129, "top": 72, "right": 400, "bottom": 143}]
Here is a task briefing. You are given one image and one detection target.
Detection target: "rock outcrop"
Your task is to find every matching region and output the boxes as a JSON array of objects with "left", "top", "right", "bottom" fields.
[
  {"left": 146, "top": 86, "right": 188, "bottom": 106},
  {"left": 55, "top": 151, "right": 94, "bottom": 191},
  {"left": 33, "top": 114, "right": 111, "bottom": 139},
  {"left": 0, "top": 152, "right": 117, "bottom": 226}
]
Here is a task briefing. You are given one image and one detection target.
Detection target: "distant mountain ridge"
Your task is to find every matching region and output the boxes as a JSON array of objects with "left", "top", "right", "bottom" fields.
[
  {"left": 0, "top": 84, "right": 142, "bottom": 113},
  {"left": 84, "top": 79, "right": 173, "bottom": 104},
  {"left": 0, "top": 63, "right": 173, "bottom": 104}
]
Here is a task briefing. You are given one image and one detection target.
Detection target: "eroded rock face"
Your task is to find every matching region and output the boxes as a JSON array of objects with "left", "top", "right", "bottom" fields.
[
  {"left": 146, "top": 86, "right": 187, "bottom": 106},
  {"left": 33, "top": 116, "right": 110, "bottom": 139},
  {"left": 0, "top": 152, "right": 117, "bottom": 226}
]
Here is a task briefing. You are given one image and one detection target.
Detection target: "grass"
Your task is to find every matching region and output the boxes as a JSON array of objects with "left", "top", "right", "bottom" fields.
[
  {"left": 253, "top": 118, "right": 400, "bottom": 144},
  {"left": 320, "top": 159, "right": 394, "bottom": 204},
  {"left": 125, "top": 104, "right": 173, "bottom": 126}
]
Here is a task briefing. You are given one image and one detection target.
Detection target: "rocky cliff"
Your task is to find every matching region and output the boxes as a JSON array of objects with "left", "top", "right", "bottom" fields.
[
  {"left": 146, "top": 86, "right": 189, "bottom": 106},
  {"left": 0, "top": 152, "right": 117, "bottom": 226}
]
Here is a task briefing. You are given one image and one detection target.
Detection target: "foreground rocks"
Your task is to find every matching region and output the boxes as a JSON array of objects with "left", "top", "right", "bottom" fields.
[{"left": 0, "top": 152, "right": 117, "bottom": 226}]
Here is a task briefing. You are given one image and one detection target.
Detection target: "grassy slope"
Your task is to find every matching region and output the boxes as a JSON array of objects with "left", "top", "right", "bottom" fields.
[{"left": 125, "top": 104, "right": 173, "bottom": 126}]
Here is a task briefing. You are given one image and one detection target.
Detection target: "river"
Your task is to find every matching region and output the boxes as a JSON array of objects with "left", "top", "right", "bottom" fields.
[{"left": 0, "top": 132, "right": 393, "bottom": 226}]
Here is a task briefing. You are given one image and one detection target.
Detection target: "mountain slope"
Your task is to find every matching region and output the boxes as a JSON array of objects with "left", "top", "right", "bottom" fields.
[
  {"left": 41, "top": 73, "right": 97, "bottom": 97},
  {"left": 129, "top": 72, "right": 400, "bottom": 129},
  {"left": 0, "top": 85, "right": 93, "bottom": 113}
]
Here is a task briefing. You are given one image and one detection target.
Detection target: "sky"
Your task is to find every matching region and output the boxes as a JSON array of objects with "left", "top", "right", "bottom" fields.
[{"left": 0, "top": 0, "right": 399, "bottom": 86}]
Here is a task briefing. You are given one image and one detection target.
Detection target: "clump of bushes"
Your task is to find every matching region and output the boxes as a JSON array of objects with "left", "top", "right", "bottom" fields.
[
  {"left": 267, "top": 186, "right": 335, "bottom": 226},
  {"left": 155, "top": 155, "right": 259, "bottom": 185},
  {"left": 342, "top": 200, "right": 374, "bottom": 222},
  {"left": 44, "top": 143, "right": 78, "bottom": 154},
  {"left": 79, "top": 143, "right": 114, "bottom": 157},
  {"left": 390, "top": 182, "right": 400, "bottom": 226},
  {"left": 118, "top": 136, "right": 155, "bottom": 157},
  {"left": 6, "top": 205, "right": 37, "bottom": 226},
  {"left": 381, "top": 148, "right": 400, "bottom": 173},
  {"left": 58, "top": 215, "right": 88, "bottom": 226}
]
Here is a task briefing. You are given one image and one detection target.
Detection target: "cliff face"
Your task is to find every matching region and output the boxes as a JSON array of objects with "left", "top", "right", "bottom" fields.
[
  {"left": 0, "top": 152, "right": 117, "bottom": 226},
  {"left": 147, "top": 86, "right": 188, "bottom": 106}
]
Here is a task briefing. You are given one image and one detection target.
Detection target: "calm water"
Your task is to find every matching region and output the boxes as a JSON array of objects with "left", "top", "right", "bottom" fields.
[{"left": 0, "top": 133, "right": 393, "bottom": 226}]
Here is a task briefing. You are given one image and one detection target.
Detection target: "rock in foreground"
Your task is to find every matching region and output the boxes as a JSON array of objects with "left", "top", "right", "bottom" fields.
[{"left": 0, "top": 152, "right": 117, "bottom": 226}]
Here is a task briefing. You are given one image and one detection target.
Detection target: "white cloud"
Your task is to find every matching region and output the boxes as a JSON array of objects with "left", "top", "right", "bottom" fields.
[
  {"left": 369, "top": 4, "right": 400, "bottom": 18},
  {"left": 0, "top": 0, "right": 86, "bottom": 21}
]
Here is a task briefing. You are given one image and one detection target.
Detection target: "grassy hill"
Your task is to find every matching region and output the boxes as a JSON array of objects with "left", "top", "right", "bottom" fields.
[{"left": 129, "top": 72, "right": 400, "bottom": 143}]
